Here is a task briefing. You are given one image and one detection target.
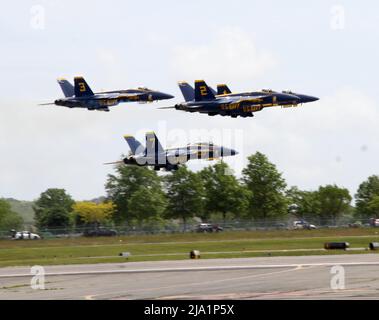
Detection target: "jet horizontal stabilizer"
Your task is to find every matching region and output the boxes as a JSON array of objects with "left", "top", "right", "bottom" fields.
[
  {"left": 158, "top": 106, "right": 176, "bottom": 109},
  {"left": 103, "top": 160, "right": 124, "bottom": 165}
]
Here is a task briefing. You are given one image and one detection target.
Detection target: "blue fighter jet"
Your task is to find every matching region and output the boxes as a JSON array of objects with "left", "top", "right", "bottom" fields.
[
  {"left": 161, "top": 80, "right": 304, "bottom": 118},
  {"left": 216, "top": 84, "right": 319, "bottom": 106},
  {"left": 40, "top": 77, "right": 174, "bottom": 112},
  {"left": 106, "top": 132, "right": 238, "bottom": 171}
]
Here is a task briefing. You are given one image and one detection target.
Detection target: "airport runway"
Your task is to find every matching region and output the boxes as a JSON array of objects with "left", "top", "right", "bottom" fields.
[{"left": 0, "top": 254, "right": 378, "bottom": 299}]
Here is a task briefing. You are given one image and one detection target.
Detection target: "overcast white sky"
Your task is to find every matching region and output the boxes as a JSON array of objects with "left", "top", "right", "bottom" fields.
[{"left": 1, "top": 0, "right": 379, "bottom": 201}]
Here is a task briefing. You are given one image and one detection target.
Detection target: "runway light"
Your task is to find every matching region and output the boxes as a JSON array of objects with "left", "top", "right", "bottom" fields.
[
  {"left": 324, "top": 242, "right": 350, "bottom": 250},
  {"left": 190, "top": 250, "right": 200, "bottom": 259},
  {"left": 369, "top": 242, "right": 379, "bottom": 250}
]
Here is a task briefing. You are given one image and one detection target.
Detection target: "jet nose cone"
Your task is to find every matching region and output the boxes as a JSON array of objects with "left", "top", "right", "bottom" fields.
[
  {"left": 231, "top": 149, "right": 239, "bottom": 156},
  {"left": 308, "top": 96, "right": 319, "bottom": 102},
  {"left": 159, "top": 92, "right": 175, "bottom": 100},
  {"left": 221, "top": 147, "right": 238, "bottom": 156},
  {"left": 302, "top": 95, "right": 319, "bottom": 103}
]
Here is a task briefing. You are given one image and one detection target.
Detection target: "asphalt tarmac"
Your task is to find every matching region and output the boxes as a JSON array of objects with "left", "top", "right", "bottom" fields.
[{"left": 0, "top": 254, "right": 378, "bottom": 299}]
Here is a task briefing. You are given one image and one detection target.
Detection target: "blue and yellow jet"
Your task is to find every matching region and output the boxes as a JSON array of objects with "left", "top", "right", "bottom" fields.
[
  {"left": 40, "top": 77, "right": 174, "bottom": 111},
  {"left": 106, "top": 132, "right": 238, "bottom": 171},
  {"left": 215, "top": 84, "right": 319, "bottom": 106},
  {"left": 162, "top": 80, "right": 318, "bottom": 118}
]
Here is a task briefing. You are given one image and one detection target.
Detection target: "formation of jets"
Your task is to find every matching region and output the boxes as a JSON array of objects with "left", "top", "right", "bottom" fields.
[{"left": 42, "top": 76, "right": 319, "bottom": 170}]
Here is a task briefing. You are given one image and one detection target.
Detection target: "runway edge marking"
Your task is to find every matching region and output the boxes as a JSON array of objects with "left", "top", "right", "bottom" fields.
[{"left": 1, "top": 261, "right": 379, "bottom": 278}]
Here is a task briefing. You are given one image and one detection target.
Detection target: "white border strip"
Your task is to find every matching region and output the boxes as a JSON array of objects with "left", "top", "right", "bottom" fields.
[{"left": 1, "top": 261, "right": 379, "bottom": 278}]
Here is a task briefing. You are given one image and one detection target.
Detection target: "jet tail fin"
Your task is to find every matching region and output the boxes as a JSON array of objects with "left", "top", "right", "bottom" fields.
[
  {"left": 57, "top": 78, "right": 75, "bottom": 97},
  {"left": 124, "top": 135, "right": 144, "bottom": 155},
  {"left": 178, "top": 81, "right": 195, "bottom": 102},
  {"left": 74, "top": 76, "right": 94, "bottom": 97},
  {"left": 145, "top": 132, "right": 164, "bottom": 156},
  {"left": 194, "top": 80, "right": 215, "bottom": 101},
  {"left": 217, "top": 84, "right": 232, "bottom": 95},
  {"left": 209, "top": 86, "right": 217, "bottom": 96}
]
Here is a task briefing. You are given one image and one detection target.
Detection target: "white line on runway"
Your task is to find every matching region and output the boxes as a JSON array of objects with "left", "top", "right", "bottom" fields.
[
  {"left": 1, "top": 261, "right": 379, "bottom": 278},
  {"left": 84, "top": 265, "right": 305, "bottom": 300}
]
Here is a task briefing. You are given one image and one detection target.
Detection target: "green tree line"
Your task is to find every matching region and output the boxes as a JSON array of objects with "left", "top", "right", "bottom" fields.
[{"left": 30, "top": 152, "right": 379, "bottom": 229}]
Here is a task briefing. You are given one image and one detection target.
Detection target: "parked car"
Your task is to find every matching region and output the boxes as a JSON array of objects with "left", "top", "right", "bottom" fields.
[
  {"left": 370, "top": 218, "right": 379, "bottom": 227},
  {"left": 273, "top": 223, "right": 287, "bottom": 230},
  {"left": 195, "top": 223, "right": 223, "bottom": 233},
  {"left": 83, "top": 228, "right": 117, "bottom": 237},
  {"left": 348, "top": 221, "right": 363, "bottom": 228},
  {"left": 39, "top": 231, "right": 55, "bottom": 239},
  {"left": 11, "top": 230, "right": 41, "bottom": 240},
  {"left": 293, "top": 220, "right": 317, "bottom": 230}
]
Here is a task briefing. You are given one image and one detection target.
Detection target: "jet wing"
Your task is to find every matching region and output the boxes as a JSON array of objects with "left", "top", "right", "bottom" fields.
[
  {"left": 117, "top": 92, "right": 144, "bottom": 98},
  {"left": 166, "top": 149, "right": 192, "bottom": 157},
  {"left": 166, "top": 151, "right": 183, "bottom": 158},
  {"left": 96, "top": 93, "right": 124, "bottom": 100},
  {"left": 117, "top": 92, "right": 154, "bottom": 103},
  {"left": 96, "top": 93, "right": 145, "bottom": 100},
  {"left": 185, "top": 105, "right": 204, "bottom": 109},
  {"left": 158, "top": 105, "right": 204, "bottom": 110},
  {"left": 233, "top": 95, "right": 269, "bottom": 104}
]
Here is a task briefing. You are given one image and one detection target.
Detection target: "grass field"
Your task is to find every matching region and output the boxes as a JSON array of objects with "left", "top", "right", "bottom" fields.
[{"left": 0, "top": 228, "right": 378, "bottom": 268}]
